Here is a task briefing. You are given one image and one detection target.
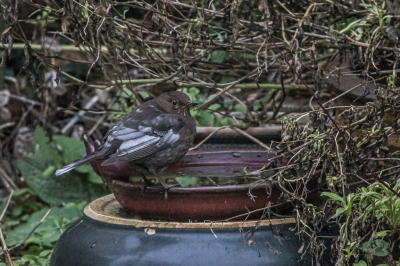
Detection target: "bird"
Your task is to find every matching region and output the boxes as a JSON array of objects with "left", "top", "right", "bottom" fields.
[{"left": 55, "top": 91, "right": 198, "bottom": 189}]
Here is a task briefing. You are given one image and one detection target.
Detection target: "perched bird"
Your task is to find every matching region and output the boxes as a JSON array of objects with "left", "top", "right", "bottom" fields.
[{"left": 55, "top": 91, "right": 198, "bottom": 189}]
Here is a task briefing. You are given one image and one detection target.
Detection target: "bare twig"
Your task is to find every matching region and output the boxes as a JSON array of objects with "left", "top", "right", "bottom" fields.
[
  {"left": 0, "top": 191, "right": 14, "bottom": 266},
  {"left": 231, "top": 127, "right": 271, "bottom": 150},
  {"left": 61, "top": 95, "right": 100, "bottom": 135},
  {"left": 0, "top": 191, "right": 14, "bottom": 222},
  {"left": 0, "top": 168, "right": 18, "bottom": 192},
  {"left": 270, "top": 38, "right": 400, "bottom": 197},
  {"left": 0, "top": 228, "right": 13, "bottom": 266}
]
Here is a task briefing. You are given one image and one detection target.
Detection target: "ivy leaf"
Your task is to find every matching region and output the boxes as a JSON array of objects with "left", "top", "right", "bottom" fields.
[
  {"left": 374, "top": 239, "right": 389, "bottom": 257},
  {"left": 175, "top": 176, "right": 200, "bottom": 187},
  {"left": 353, "top": 260, "right": 367, "bottom": 266},
  {"left": 234, "top": 104, "right": 247, "bottom": 113},
  {"left": 211, "top": 50, "right": 229, "bottom": 63},
  {"left": 217, "top": 117, "right": 232, "bottom": 127},
  {"left": 208, "top": 104, "right": 221, "bottom": 111},
  {"left": 196, "top": 111, "right": 214, "bottom": 126},
  {"left": 362, "top": 239, "right": 389, "bottom": 257}
]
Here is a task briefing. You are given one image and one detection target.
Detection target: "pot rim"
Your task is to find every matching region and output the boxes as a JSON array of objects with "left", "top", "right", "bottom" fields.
[
  {"left": 84, "top": 194, "right": 295, "bottom": 228},
  {"left": 112, "top": 180, "right": 271, "bottom": 193}
]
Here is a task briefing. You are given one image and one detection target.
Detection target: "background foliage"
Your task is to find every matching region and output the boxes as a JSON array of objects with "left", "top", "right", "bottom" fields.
[{"left": 0, "top": 0, "right": 400, "bottom": 265}]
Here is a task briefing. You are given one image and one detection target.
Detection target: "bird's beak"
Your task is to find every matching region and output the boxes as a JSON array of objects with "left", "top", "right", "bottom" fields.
[{"left": 188, "top": 101, "right": 198, "bottom": 107}]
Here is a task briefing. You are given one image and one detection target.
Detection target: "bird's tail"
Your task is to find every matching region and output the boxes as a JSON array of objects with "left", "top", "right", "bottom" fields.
[{"left": 55, "top": 154, "right": 98, "bottom": 176}]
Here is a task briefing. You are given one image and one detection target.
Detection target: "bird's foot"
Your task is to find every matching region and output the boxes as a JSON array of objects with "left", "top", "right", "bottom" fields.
[
  {"left": 152, "top": 173, "right": 180, "bottom": 190},
  {"left": 160, "top": 183, "right": 181, "bottom": 201},
  {"left": 150, "top": 171, "right": 180, "bottom": 199},
  {"left": 161, "top": 183, "right": 180, "bottom": 190},
  {"left": 140, "top": 181, "right": 155, "bottom": 193},
  {"left": 140, "top": 174, "right": 155, "bottom": 193}
]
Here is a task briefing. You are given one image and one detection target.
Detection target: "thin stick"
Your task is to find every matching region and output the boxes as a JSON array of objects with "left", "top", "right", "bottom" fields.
[
  {"left": 0, "top": 191, "right": 14, "bottom": 222},
  {"left": 198, "top": 66, "right": 260, "bottom": 110},
  {"left": 232, "top": 127, "right": 271, "bottom": 150},
  {"left": 0, "top": 191, "right": 14, "bottom": 266},
  {"left": 0, "top": 168, "right": 18, "bottom": 192},
  {"left": 0, "top": 228, "right": 13, "bottom": 266},
  {"left": 190, "top": 126, "right": 229, "bottom": 150},
  {"left": 323, "top": 78, "right": 384, "bottom": 107},
  {"left": 0, "top": 123, "right": 15, "bottom": 131},
  {"left": 271, "top": 38, "right": 400, "bottom": 197},
  {"left": 61, "top": 95, "right": 99, "bottom": 134}
]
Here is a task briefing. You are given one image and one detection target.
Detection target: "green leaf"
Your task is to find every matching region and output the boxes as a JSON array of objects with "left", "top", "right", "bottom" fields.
[
  {"left": 43, "top": 165, "right": 56, "bottom": 177},
  {"left": 39, "top": 250, "right": 51, "bottom": 257},
  {"left": 332, "top": 207, "right": 346, "bottom": 218},
  {"left": 376, "top": 230, "right": 390, "bottom": 237},
  {"left": 253, "top": 102, "right": 261, "bottom": 111},
  {"left": 188, "top": 87, "right": 200, "bottom": 99},
  {"left": 196, "top": 110, "right": 214, "bottom": 126},
  {"left": 234, "top": 104, "right": 247, "bottom": 113},
  {"left": 321, "top": 192, "right": 345, "bottom": 203},
  {"left": 20, "top": 131, "right": 108, "bottom": 204},
  {"left": 217, "top": 117, "right": 232, "bottom": 127},
  {"left": 361, "top": 241, "right": 370, "bottom": 252},
  {"left": 13, "top": 188, "right": 32, "bottom": 197},
  {"left": 208, "top": 104, "right": 220, "bottom": 111},
  {"left": 353, "top": 260, "right": 367, "bottom": 266},
  {"left": 5, "top": 204, "right": 83, "bottom": 247},
  {"left": 17, "top": 157, "right": 106, "bottom": 205},
  {"left": 87, "top": 171, "right": 103, "bottom": 184},
  {"left": 175, "top": 177, "right": 200, "bottom": 187},
  {"left": 33, "top": 126, "right": 62, "bottom": 165},
  {"left": 190, "top": 109, "right": 198, "bottom": 117},
  {"left": 374, "top": 239, "right": 389, "bottom": 257},
  {"left": 12, "top": 205, "right": 23, "bottom": 217},
  {"left": 53, "top": 135, "right": 86, "bottom": 164},
  {"left": 138, "top": 91, "right": 149, "bottom": 99},
  {"left": 207, "top": 93, "right": 217, "bottom": 101},
  {"left": 211, "top": 50, "right": 229, "bottom": 63}
]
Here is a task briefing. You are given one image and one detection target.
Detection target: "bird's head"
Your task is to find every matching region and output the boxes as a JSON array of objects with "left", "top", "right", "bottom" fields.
[{"left": 155, "top": 91, "right": 198, "bottom": 117}]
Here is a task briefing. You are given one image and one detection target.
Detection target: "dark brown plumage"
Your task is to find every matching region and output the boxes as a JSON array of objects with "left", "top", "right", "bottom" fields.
[{"left": 55, "top": 91, "right": 197, "bottom": 188}]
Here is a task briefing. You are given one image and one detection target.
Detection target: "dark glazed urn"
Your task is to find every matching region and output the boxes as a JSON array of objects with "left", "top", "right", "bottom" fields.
[{"left": 50, "top": 195, "right": 310, "bottom": 266}]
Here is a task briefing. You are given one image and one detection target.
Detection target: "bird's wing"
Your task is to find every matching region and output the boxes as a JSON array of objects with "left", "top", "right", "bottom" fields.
[{"left": 100, "top": 113, "right": 185, "bottom": 166}]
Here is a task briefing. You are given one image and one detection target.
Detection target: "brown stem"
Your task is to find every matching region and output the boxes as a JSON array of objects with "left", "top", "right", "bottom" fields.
[{"left": 270, "top": 38, "right": 400, "bottom": 197}]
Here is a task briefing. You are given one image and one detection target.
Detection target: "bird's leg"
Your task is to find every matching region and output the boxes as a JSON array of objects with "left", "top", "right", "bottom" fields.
[
  {"left": 153, "top": 172, "right": 172, "bottom": 190},
  {"left": 140, "top": 173, "right": 155, "bottom": 192},
  {"left": 150, "top": 170, "right": 180, "bottom": 190},
  {"left": 152, "top": 172, "right": 179, "bottom": 200},
  {"left": 141, "top": 173, "right": 155, "bottom": 186}
]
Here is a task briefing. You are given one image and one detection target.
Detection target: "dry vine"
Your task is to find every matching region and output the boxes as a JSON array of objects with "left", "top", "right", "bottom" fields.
[{"left": 1, "top": 0, "right": 400, "bottom": 265}]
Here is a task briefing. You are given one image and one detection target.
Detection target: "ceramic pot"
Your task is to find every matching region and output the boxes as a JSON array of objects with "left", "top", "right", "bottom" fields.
[{"left": 50, "top": 195, "right": 311, "bottom": 266}]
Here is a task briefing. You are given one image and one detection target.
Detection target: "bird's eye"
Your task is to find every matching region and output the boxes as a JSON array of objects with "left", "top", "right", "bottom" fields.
[{"left": 172, "top": 100, "right": 178, "bottom": 105}]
